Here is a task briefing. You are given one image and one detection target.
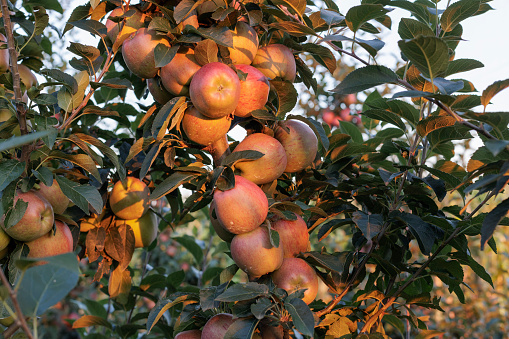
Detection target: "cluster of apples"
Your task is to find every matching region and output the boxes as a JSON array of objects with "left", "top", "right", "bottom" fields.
[
  {"left": 0, "top": 179, "right": 73, "bottom": 261},
  {"left": 80, "top": 176, "right": 158, "bottom": 249},
  {"left": 321, "top": 93, "right": 358, "bottom": 128}
]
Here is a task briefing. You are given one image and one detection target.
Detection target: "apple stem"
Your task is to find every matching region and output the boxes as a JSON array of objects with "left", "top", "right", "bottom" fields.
[
  {"left": 207, "top": 135, "right": 231, "bottom": 167},
  {"left": 0, "top": 269, "right": 34, "bottom": 339}
]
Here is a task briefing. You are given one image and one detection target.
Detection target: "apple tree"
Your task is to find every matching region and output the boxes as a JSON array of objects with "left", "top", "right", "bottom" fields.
[{"left": 0, "top": 0, "right": 508, "bottom": 338}]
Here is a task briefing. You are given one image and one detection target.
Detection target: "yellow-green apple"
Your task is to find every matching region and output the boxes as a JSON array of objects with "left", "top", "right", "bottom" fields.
[
  {"left": 228, "top": 22, "right": 259, "bottom": 65},
  {"left": 109, "top": 176, "right": 150, "bottom": 220},
  {"left": 231, "top": 226, "right": 284, "bottom": 278},
  {"left": 106, "top": 6, "right": 145, "bottom": 43},
  {"left": 17, "top": 64, "right": 38, "bottom": 89},
  {"left": 189, "top": 62, "right": 241, "bottom": 119},
  {"left": 174, "top": 329, "right": 202, "bottom": 339},
  {"left": 232, "top": 133, "right": 287, "bottom": 185},
  {"left": 201, "top": 313, "right": 234, "bottom": 339},
  {"left": 37, "top": 178, "right": 70, "bottom": 215},
  {"left": 122, "top": 28, "right": 170, "bottom": 79},
  {"left": 1, "top": 190, "right": 54, "bottom": 242},
  {"left": 116, "top": 211, "right": 158, "bottom": 248},
  {"left": 0, "top": 33, "right": 9, "bottom": 73},
  {"left": 233, "top": 64, "right": 269, "bottom": 118},
  {"left": 209, "top": 201, "right": 235, "bottom": 242},
  {"left": 271, "top": 257, "right": 318, "bottom": 304},
  {"left": 274, "top": 119, "right": 318, "bottom": 173},
  {"left": 160, "top": 46, "right": 201, "bottom": 96},
  {"left": 213, "top": 175, "right": 268, "bottom": 234},
  {"left": 26, "top": 221, "right": 74, "bottom": 258},
  {"left": 272, "top": 213, "right": 309, "bottom": 258},
  {"left": 251, "top": 44, "right": 296, "bottom": 82},
  {"left": 181, "top": 106, "right": 231, "bottom": 146},
  {"left": 147, "top": 77, "right": 173, "bottom": 104},
  {"left": 0, "top": 227, "right": 10, "bottom": 252}
]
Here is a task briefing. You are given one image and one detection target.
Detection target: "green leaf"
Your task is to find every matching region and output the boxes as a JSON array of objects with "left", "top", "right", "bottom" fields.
[
  {"left": 222, "top": 150, "right": 265, "bottom": 167},
  {"left": 16, "top": 253, "right": 79, "bottom": 316},
  {"left": 363, "top": 109, "right": 406, "bottom": 130},
  {"left": 82, "top": 299, "right": 108, "bottom": 319},
  {"left": 0, "top": 160, "right": 24, "bottom": 192},
  {"left": 416, "top": 116, "right": 457, "bottom": 137},
  {"left": 300, "top": 251, "right": 345, "bottom": 273},
  {"left": 398, "top": 36, "right": 449, "bottom": 79},
  {"left": 56, "top": 176, "right": 103, "bottom": 215},
  {"left": 152, "top": 97, "right": 186, "bottom": 140},
  {"left": 352, "top": 211, "right": 384, "bottom": 239},
  {"left": 269, "top": 22, "right": 318, "bottom": 37},
  {"left": 154, "top": 44, "right": 179, "bottom": 68},
  {"left": 366, "top": 98, "right": 420, "bottom": 126},
  {"left": 481, "top": 79, "right": 509, "bottom": 110},
  {"left": 50, "top": 151, "right": 101, "bottom": 183},
  {"left": 484, "top": 140, "right": 509, "bottom": 157},
  {"left": 63, "top": 5, "right": 91, "bottom": 34},
  {"left": 215, "top": 282, "right": 269, "bottom": 302},
  {"left": 72, "top": 315, "right": 112, "bottom": 329},
  {"left": 481, "top": 197, "right": 509, "bottom": 250},
  {"left": 345, "top": 4, "right": 389, "bottom": 32},
  {"left": 151, "top": 171, "right": 198, "bottom": 200},
  {"left": 32, "top": 166, "right": 53, "bottom": 186},
  {"left": 147, "top": 295, "right": 198, "bottom": 333},
  {"left": 33, "top": 6, "right": 49, "bottom": 35},
  {"left": 0, "top": 131, "right": 53, "bottom": 152},
  {"left": 68, "top": 19, "right": 107, "bottom": 37},
  {"left": 331, "top": 143, "right": 375, "bottom": 162},
  {"left": 40, "top": 68, "right": 78, "bottom": 94},
  {"left": 250, "top": 298, "right": 273, "bottom": 319},
  {"left": 398, "top": 18, "right": 434, "bottom": 39},
  {"left": 330, "top": 65, "right": 398, "bottom": 94},
  {"left": 24, "top": 0, "right": 63, "bottom": 13},
  {"left": 271, "top": 80, "right": 298, "bottom": 117},
  {"left": 173, "top": 0, "right": 200, "bottom": 23},
  {"left": 33, "top": 93, "right": 57, "bottom": 105},
  {"left": 285, "top": 298, "right": 314, "bottom": 337},
  {"left": 450, "top": 251, "right": 493, "bottom": 287},
  {"left": 173, "top": 235, "right": 203, "bottom": 264},
  {"left": 445, "top": 58, "right": 484, "bottom": 77},
  {"left": 183, "top": 26, "right": 233, "bottom": 48},
  {"left": 440, "top": 0, "right": 481, "bottom": 33},
  {"left": 224, "top": 318, "right": 259, "bottom": 339},
  {"left": 390, "top": 1, "right": 431, "bottom": 24},
  {"left": 339, "top": 120, "right": 363, "bottom": 143}
]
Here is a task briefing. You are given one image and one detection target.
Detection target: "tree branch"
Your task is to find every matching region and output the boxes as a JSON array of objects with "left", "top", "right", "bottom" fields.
[{"left": 0, "top": 269, "right": 34, "bottom": 339}]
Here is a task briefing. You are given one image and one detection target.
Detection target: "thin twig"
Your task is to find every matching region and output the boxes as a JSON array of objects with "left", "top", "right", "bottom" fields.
[{"left": 0, "top": 269, "right": 34, "bottom": 339}]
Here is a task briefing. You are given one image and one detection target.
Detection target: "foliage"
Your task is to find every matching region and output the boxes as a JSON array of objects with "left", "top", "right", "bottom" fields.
[{"left": 0, "top": 0, "right": 508, "bottom": 338}]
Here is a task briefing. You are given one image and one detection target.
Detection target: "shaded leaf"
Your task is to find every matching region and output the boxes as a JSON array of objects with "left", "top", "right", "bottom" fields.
[
  {"left": 481, "top": 197, "right": 509, "bottom": 250},
  {"left": 151, "top": 171, "right": 198, "bottom": 200},
  {"left": 0, "top": 160, "right": 24, "bottom": 192},
  {"left": 173, "top": 235, "right": 203, "bottom": 264},
  {"left": 224, "top": 318, "right": 259, "bottom": 339},
  {"left": 481, "top": 79, "right": 509, "bottom": 110},
  {"left": 271, "top": 80, "right": 298, "bottom": 117},
  {"left": 285, "top": 298, "right": 314, "bottom": 337},
  {"left": 345, "top": 4, "right": 389, "bottom": 32},
  {"left": 398, "top": 18, "right": 434, "bottom": 39},
  {"left": 56, "top": 176, "right": 103, "bottom": 215},
  {"left": 398, "top": 36, "right": 449, "bottom": 79},
  {"left": 417, "top": 116, "right": 457, "bottom": 137},
  {"left": 400, "top": 213, "right": 444, "bottom": 255},
  {"left": 352, "top": 211, "right": 383, "bottom": 239},
  {"left": 331, "top": 65, "right": 398, "bottom": 94},
  {"left": 215, "top": 282, "right": 269, "bottom": 302},
  {"left": 440, "top": 0, "right": 481, "bottom": 33}
]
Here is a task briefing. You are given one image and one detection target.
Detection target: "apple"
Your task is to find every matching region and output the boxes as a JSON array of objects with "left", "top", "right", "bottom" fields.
[
  {"left": 272, "top": 213, "right": 309, "bottom": 258},
  {"left": 322, "top": 110, "right": 340, "bottom": 127},
  {"left": 26, "top": 221, "right": 74, "bottom": 259},
  {"left": 259, "top": 321, "right": 284, "bottom": 339},
  {"left": 0, "top": 227, "right": 10, "bottom": 252},
  {"left": 271, "top": 258, "right": 318, "bottom": 304},
  {"left": 109, "top": 176, "right": 150, "bottom": 220},
  {"left": 116, "top": 211, "right": 158, "bottom": 248},
  {"left": 181, "top": 106, "right": 231, "bottom": 146},
  {"left": 147, "top": 77, "right": 173, "bottom": 104},
  {"left": 232, "top": 133, "right": 287, "bottom": 185},
  {"left": 201, "top": 313, "right": 234, "bottom": 339},
  {"left": 0, "top": 247, "right": 8, "bottom": 260},
  {"left": 37, "top": 178, "right": 70, "bottom": 215},
  {"left": 274, "top": 119, "right": 318, "bottom": 173},
  {"left": 105, "top": 6, "right": 145, "bottom": 43},
  {"left": 233, "top": 64, "right": 270, "bottom": 118},
  {"left": 339, "top": 108, "right": 352, "bottom": 122},
  {"left": 209, "top": 201, "right": 235, "bottom": 242},
  {"left": 0, "top": 33, "right": 9, "bottom": 73},
  {"left": 231, "top": 226, "right": 284, "bottom": 278},
  {"left": 159, "top": 46, "right": 201, "bottom": 96},
  {"left": 122, "top": 28, "right": 170, "bottom": 79},
  {"left": 1, "top": 190, "right": 54, "bottom": 242},
  {"left": 174, "top": 329, "right": 202, "bottom": 339},
  {"left": 228, "top": 22, "right": 259, "bottom": 65},
  {"left": 251, "top": 44, "right": 296, "bottom": 82},
  {"left": 343, "top": 94, "right": 357, "bottom": 106},
  {"left": 213, "top": 175, "right": 268, "bottom": 234},
  {"left": 17, "top": 64, "right": 38, "bottom": 89},
  {"left": 189, "top": 62, "right": 241, "bottom": 119}
]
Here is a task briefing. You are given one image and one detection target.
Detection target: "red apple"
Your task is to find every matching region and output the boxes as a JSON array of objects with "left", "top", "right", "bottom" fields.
[
  {"left": 147, "top": 77, "right": 173, "bottom": 104},
  {"left": 209, "top": 201, "right": 235, "bottom": 242},
  {"left": 234, "top": 64, "right": 270, "bottom": 118},
  {"left": 272, "top": 213, "right": 309, "bottom": 258},
  {"left": 274, "top": 120, "right": 318, "bottom": 173},
  {"left": 109, "top": 176, "right": 150, "bottom": 220},
  {"left": 213, "top": 175, "right": 268, "bottom": 234},
  {"left": 106, "top": 6, "right": 145, "bottom": 43},
  {"left": 174, "top": 329, "right": 202, "bottom": 339},
  {"left": 322, "top": 110, "right": 340, "bottom": 127},
  {"left": 122, "top": 28, "right": 170, "bottom": 79},
  {"left": 259, "top": 321, "right": 284, "bottom": 339},
  {"left": 232, "top": 133, "right": 287, "bottom": 185},
  {"left": 228, "top": 22, "right": 259, "bottom": 65},
  {"left": 271, "top": 258, "right": 318, "bottom": 304},
  {"left": 160, "top": 46, "right": 201, "bottom": 96},
  {"left": 231, "top": 226, "right": 284, "bottom": 278},
  {"left": 0, "top": 33, "right": 9, "bottom": 73},
  {"left": 189, "top": 62, "right": 241, "bottom": 119},
  {"left": 202, "top": 313, "right": 234, "bottom": 339},
  {"left": 343, "top": 94, "right": 357, "bottom": 106},
  {"left": 181, "top": 106, "right": 231, "bottom": 146},
  {"left": 339, "top": 108, "right": 352, "bottom": 122},
  {"left": 251, "top": 44, "right": 296, "bottom": 82},
  {"left": 1, "top": 190, "right": 54, "bottom": 242},
  {"left": 37, "top": 178, "right": 70, "bottom": 215},
  {"left": 116, "top": 210, "right": 158, "bottom": 248},
  {"left": 26, "top": 221, "right": 74, "bottom": 259}
]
